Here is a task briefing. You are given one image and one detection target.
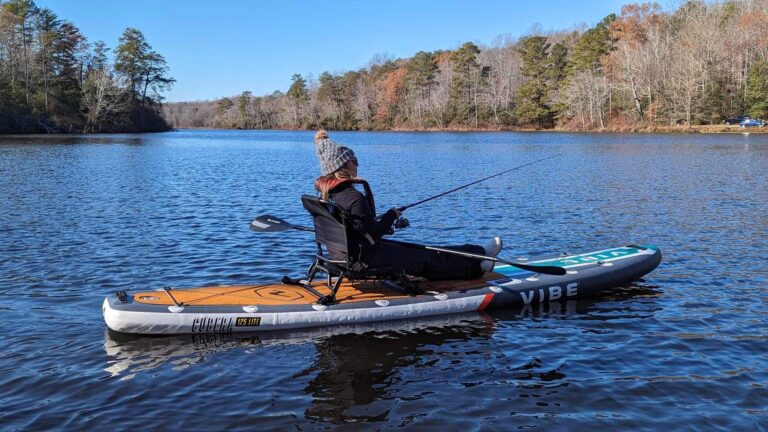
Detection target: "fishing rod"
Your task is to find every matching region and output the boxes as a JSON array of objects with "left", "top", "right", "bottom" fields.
[{"left": 397, "top": 153, "right": 561, "bottom": 212}]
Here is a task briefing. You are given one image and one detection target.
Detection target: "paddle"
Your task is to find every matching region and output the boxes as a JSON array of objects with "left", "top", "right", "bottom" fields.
[
  {"left": 250, "top": 214, "right": 314, "bottom": 232},
  {"left": 388, "top": 240, "right": 567, "bottom": 276},
  {"left": 249, "top": 215, "right": 566, "bottom": 276}
]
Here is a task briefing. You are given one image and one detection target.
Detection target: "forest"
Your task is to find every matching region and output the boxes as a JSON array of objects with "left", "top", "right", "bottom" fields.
[
  {"left": 166, "top": 0, "right": 768, "bottom": 132},
  {"left": 0, "top": 0, "right": 173, "bottom": 133}
]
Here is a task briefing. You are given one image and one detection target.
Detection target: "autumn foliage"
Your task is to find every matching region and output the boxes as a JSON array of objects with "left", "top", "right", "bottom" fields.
[{"left": 163, "top": 0, "right": 768, "bottom": 131}]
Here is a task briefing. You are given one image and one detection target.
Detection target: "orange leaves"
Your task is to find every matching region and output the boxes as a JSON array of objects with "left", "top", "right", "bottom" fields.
[
  {"left": 610, "top": 2, "right": 663, "bottom": 45},
  {"left": 435, "top": 51, "right": 453, "bottom": 66},
  {"left": 739, "top": 11, "right": 768, "bottom": 50},
  {"left": 374, "top": 66, "right": 407, "bottom": 125}
]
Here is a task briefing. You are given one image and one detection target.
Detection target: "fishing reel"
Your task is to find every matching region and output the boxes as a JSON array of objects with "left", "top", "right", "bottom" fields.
[{"left": 394, "top": 217, "right": 410, "bottom": 230}]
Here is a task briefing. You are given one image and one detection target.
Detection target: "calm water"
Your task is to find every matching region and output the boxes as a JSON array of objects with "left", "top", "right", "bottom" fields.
[{"left": 1, "top": 130, "right": 766, "bottom": 430}]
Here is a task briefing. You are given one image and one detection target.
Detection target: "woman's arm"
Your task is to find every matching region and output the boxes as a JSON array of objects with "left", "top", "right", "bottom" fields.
[{"left": 346, "top": 192, "right": 397, "bottom": 241}]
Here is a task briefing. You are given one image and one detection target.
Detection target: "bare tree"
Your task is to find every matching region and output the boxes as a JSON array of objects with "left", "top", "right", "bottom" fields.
[
  {"left": 81, "top": 70, "right": 130, "bottom": 132},
  {"left": 428, "top": 58, "right": 452, "bottom": 128},
  {"left": 479, "top": 34, "right": 522, "bottom": 126},
  {"left": 352, "top": 74, "right": 375, "bottom": 129},
  {"left": 561, "top": 71, "right": 610, "bottom": 129}
]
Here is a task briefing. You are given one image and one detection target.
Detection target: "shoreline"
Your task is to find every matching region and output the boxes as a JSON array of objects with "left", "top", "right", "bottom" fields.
[
  {"left": 169, "top": 125, "right": 768, "bottom": 134},
  {"left": 3, "top": 124, "right": 767, "bottom": 136}
]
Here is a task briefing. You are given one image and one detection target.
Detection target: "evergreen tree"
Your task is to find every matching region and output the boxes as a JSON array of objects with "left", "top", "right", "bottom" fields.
[
  {"left": 215, "top": 97, "right": 233, "bottom": 116},
  {"left": 548, "top": 43, "right": 568, "bottom": 83},
  {"left": 547, "top": 42, "right": 569, "bottom": 119},
  {"left": 115, "top": 27, "right": 173, "bottom": 106},
  {"left": 35, "top": 7, "right": 59, "bottom": 110},
  {"left": 237, "top": 91, "right": 252, "bottom": 128},
  {"left": 91, "top": 41, "right": 109, "bottom": 71},
  {"left": 406, "top": 51, "right": 437, "bottom": 92},
  {"left": 746, "top": 60, "right": 768, "bottom": 119},
  {"left": 450, "top": 42, "right": 484, "bottom": 124},
  {"left": 405, "top": 51, "right": 437, "bottom": 127},
  {"left": 287, "top": 73, "right": 308, "bottom": 127},
  {"left": 567, "top": 14, "right": 616, "bottom": 75},
  {"left": 287, "top": 73, "right": 308, "bottom": 100},
  {"left": 115, "top": 27, "right": 150, "bottom": 100},
  {"left": 699, "top": 78, "right": 726, "bottom": 124},
  {"left": 51, "top": 21, "right": 86, "bottom": 114},
  {"left": 318, "top": 71, "right": 346, "bottom": 128},
  {"left": 114, "top": 27, "right": 173, "bottom": 131},
  {"left": 515, "top": 36, "right": 553, "bottom": 127}
]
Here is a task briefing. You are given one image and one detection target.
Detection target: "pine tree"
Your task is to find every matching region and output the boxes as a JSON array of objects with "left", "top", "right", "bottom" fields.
[
  {"left": 407, "top": 51, "right": 437, "bottom": 93},
  {"left": 746, "top": 60, "right": 768, "bottom": 119},
  {"left": 405, "top": 51, "right": 437, "bottom": 127},
  {"left": 450, "top": 42, "right": 485, "bottom": 125},
  {"left": 237, "top": 91, "right": 252, "bottom": 128},
  {"left": 51, "top": 21, "right": 85, "bottom": 114},
  {"left": 547, "top": 42, "right": 568, "bottom": 118},
  {"left": 567, "top": 14, "right": 616, "bottom": 76},
  {"left": 115, "top": 27, "right": 173, "bottom": 106},
  {"left": 287, "top": 73, "right": 308, "bottom": 127},
  {"left": 699, "top": 78, "right": 726, "bottom": 124},
  {"left": 91, "top": 41, "right": 109, "bottom": 71},
  {"left": 115, "top": 28, "right": 150, "bottom": 101},
  {"left": 515, "top": 36, "right": 553, "bottom": 127}
]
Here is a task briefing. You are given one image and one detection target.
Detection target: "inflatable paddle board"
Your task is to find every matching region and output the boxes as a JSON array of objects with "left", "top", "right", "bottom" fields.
[{"left": 103, "top": 245, "right": 661, "bottom": 335}]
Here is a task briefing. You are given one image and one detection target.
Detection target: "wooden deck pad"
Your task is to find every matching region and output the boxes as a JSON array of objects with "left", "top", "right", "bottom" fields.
[{"left": 132, "top": 273, "right": 502, "bottom": 307}]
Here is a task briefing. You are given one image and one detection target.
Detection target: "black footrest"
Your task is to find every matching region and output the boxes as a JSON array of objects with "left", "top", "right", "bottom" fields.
[
  {"left": 317, "top": 295, "right": 335, "bottom": 305},
  {"left": 281, "top": 275, "right": 303, "bottom": 285}
]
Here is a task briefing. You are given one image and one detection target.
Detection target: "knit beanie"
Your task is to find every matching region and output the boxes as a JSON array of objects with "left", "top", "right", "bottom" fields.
[{"left": 315, "top": 138, "right": 356, "bottom": 176}]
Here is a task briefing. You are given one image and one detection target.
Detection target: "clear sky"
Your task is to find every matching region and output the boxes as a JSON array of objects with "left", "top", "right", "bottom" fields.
[{"left": 37, "top": 0, "right": 645, "bottom": 102}]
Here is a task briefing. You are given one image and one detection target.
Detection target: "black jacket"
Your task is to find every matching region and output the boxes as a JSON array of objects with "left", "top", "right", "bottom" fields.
[
  {"left": 325, "top": 181, "right": 483, "bottom": 280},
  {"left": 328, "top": 182, "right": 398, "bottom": 259}
]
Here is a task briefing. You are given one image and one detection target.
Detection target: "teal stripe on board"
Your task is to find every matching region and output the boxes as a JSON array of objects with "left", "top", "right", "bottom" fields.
[{"left": 494, "top": 246, "right": 654, "bottom": 276}]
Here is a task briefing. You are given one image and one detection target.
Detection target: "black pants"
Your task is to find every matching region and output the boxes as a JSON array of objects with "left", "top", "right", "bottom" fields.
[{"left": 367, "top": 240, "right": 484, "bottom": 281}]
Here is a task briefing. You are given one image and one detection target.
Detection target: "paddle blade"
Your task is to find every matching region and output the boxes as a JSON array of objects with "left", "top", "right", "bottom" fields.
[
  {"left": 250, "top": 214, "right": 294, "bottom": 232},
  {"left": 512, "top": 262, "right": 567, "bottom": 276}
]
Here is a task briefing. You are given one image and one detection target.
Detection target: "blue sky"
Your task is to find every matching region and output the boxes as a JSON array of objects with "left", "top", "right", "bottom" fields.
[{"left": 38, "top": 0, "right": 646, "bottom": 102}]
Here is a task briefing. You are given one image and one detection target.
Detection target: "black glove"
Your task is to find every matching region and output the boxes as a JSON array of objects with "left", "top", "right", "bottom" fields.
[{"left": 382, "top": 208, "right": 400, "bottom": 235}]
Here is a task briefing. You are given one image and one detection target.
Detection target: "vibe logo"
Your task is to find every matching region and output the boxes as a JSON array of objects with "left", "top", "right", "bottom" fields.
[{"left": 519, "top": 283, "right": 578, "bottom": 304}]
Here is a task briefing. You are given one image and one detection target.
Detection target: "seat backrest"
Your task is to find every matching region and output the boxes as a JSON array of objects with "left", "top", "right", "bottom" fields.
[{"left": 301, "top": 194, "right": 352, "bottom": 260}]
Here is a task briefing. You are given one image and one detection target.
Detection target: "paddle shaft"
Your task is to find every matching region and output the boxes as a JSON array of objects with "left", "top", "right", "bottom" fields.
[
  {"left": 398, "top": 154, "right": 560, "bottom": 211},
  {"left": 381, "top": 240, "right": 567, "bottom": 276},
  {"left": 251, "top": 216, "right": 564, "bottom": 275}
]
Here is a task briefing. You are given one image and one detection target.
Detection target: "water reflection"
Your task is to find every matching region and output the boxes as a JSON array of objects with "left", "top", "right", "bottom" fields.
[
  {"left": 104, "top": 314, "right": 490, "bottom": 377},
  {"left": 104, "top": 330, "right": 262, "bottom": 377},
  {"left": 103, "top": 284, "right": 664, "bottom": 423},
  {"left": 0, "top": 134, "right": 151, "bottom": 146},
  {"left": 487, "top": 283, "right": 663, "bottom": 322},
  {"left": 297, "top": 319, "right": 494, "bottom": 424}
]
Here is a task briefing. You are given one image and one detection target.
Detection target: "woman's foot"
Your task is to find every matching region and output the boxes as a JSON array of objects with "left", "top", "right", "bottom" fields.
[{"left": 481, "top": 237, "right": 503, "bottom": 273}]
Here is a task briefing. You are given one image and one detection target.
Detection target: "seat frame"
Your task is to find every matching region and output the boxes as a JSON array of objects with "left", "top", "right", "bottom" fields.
[{"left": 288, "top": 195, "right": 418, "bottom": 305}]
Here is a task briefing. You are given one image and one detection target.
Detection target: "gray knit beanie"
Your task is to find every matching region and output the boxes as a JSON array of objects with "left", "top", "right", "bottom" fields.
[{"left": 315, "top": 138, "right": 356, "bottom": 176}]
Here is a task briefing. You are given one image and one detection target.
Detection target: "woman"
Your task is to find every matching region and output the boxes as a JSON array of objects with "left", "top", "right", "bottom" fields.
[{"left": 313, "top": 129, "right": 502, "bottom": 281}]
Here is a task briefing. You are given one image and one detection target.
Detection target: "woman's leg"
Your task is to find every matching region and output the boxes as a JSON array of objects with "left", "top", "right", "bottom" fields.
[{"left": 368, "top": 240, "right": 484, "bottom": 280}]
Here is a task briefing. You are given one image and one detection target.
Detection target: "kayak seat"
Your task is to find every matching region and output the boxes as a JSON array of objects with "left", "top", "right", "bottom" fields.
[{"left": 300, "top": 194, "right": 414, "bottom": 304}]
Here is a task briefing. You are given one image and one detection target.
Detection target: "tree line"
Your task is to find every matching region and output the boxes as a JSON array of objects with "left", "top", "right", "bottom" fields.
[
  {"left": 166, "top": 0, "right": 768, "bottom": 131},
  {"left": 0, "top": 0, "right": 174, "bottom": 133}
]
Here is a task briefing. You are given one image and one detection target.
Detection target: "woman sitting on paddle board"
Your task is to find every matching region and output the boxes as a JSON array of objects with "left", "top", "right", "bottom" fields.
[{"left": 313, "top": 129, "right": 502, "bottom": 280}]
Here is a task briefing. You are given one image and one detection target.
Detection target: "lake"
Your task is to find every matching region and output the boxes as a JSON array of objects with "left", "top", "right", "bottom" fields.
[{"left": 1, "top": 130, "right": 766, "bottom": 430}]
